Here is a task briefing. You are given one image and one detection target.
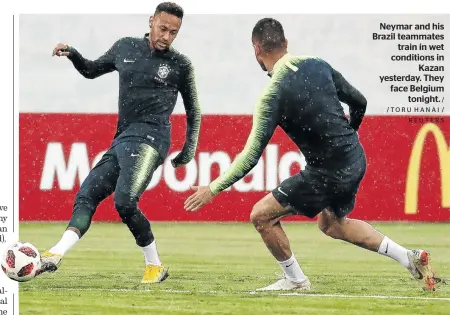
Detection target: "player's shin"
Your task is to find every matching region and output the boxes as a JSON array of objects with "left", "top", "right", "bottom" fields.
[
  {"left": 321, "top": 214, "right": 410, "bottom": 268},
  {"left": 47, "top": 199, "right": 95, "bottom": 256},
  {"left": 117, "top": 206, "right": 155, "bottom": 248},
  {"left": 116, "top": 205, "right": 168, "bottom": 283},
  {"left": 252, "top": 215, "right": 292, "bottom": 261},
  {"left": 115, "top": 205, "right": 163, "bottom": 264},
  {"left": 252, "top": 219, "right": 310, "bottom": 290},
  {"left": 39, "top": 198, "right": 96, "bottom": 274},
  {"left": 252, "top": 217, "right": 307, "bottom": 283}
]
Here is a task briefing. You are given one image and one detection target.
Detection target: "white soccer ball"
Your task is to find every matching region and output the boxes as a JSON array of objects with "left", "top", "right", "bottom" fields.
[{"left": 1, "top": 241, "right": 42, "bottom": 282}]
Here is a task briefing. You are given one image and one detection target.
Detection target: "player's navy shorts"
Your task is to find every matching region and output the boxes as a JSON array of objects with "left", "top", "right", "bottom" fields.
[{"left": 272, "top": 153, "right": 367, "bottom": 219}]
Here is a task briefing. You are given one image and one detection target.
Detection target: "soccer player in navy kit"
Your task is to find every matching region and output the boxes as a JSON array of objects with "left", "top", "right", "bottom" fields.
[
  {"left": 40, "top": 2, "right": 201, "bottom": 284},
  {"left": 185, "top": 18, "right": 439, "bottom": 292}
]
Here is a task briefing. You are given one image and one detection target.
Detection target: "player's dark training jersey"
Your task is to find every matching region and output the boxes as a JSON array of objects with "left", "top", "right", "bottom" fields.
[
  {"left": 66, "top": 33, "right": 201, "bottom": 166},
  {"left": 210, "top": 54, "right": 367, "bottom": 195}
]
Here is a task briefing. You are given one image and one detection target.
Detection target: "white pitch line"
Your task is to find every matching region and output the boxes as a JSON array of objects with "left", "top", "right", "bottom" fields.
[
  {"left": 32, "top": 287, "right": 450, "bottom": 301},
  {"left": 278, "top": 292, "right": 450, "bottom": 301}
]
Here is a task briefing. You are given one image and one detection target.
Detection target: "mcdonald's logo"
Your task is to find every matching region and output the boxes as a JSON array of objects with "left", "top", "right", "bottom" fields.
[{"left": 405, "top": 123, "right": 450, "bottom": 214}]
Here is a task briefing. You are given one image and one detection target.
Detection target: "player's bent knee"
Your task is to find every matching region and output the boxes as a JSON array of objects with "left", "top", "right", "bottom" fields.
[
  {"left": 250, "top": 208, "right": 261, "bottom": 225},
  {"left": 74, "top": 190, "right": 97, "bottom": 208},
  {"left": 250, "top": 204, "right": 263, "bottom": 222},
  {"left": 115, "top": 203, "right": 137, "bottom": 220},
  {"left": 321, "top": 224, "right": 340, "bottom": 239},
  {"left": 322, "top": 221, "right": 346, "bottom": 239},
  {"left": 317, "top": 211, "right": 345, "bottom": 239},
  {"left": 114, "top": 192, "right": 137, "bottom": 213},
  {"left": 317, "top": 212, "right": 330, "bottom": 234},
  {"left": 250, "top": 202, "right": 271, "bottom": 231}
]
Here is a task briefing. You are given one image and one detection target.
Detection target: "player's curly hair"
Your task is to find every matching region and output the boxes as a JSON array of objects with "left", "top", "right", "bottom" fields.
[
  {"left": 252, "top": 18, "right": 287, "bottom": 52},
  {"left": 155, "top": 2, "right": 184, "bottom": 19}
]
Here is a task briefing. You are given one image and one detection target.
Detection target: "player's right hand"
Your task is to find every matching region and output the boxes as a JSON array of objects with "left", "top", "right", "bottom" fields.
[{"left": 52, "top": 43, "right": 71, "bottom": 57}]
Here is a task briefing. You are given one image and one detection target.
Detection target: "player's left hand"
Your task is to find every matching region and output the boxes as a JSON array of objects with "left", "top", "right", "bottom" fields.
[{"left": 184, "top": 186, "right": 214, "bottom": 211}]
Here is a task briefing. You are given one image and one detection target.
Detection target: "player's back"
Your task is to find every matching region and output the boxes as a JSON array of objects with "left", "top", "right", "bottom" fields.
[{"left": 274, "top": 56, "right": 365, "bottom": 169}]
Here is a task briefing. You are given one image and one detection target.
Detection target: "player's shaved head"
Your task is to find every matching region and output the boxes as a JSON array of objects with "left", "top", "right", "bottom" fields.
[{"left": 252, "top": 18, "right": 287, "bottom": 52}]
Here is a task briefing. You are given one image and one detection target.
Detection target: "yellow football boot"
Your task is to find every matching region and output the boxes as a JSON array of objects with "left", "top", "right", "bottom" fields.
[{"left": 141, "top": 264, "right": 169, "bottom": 284}]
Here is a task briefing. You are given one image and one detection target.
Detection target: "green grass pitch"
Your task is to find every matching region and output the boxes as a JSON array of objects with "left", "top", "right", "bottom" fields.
[{"left": 19, "top": 222, "right": 450, "bottom": 315}]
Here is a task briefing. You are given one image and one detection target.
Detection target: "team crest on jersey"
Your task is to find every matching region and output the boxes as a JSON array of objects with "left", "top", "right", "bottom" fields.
[{"left": 157, "top": 64, "right": 171, "bottom": 79}]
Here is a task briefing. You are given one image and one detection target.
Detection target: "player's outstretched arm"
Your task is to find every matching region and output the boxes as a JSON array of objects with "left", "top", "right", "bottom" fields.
[
  {"left": 171, "top": 58, "right": 202, "bottom": 168},
  {"left": 208, "top": 102, "right": 277, "bottom": 196},
  {"left": 52, "top": 40, "right": 118, "bottom": 79},
  {"left": 331, "top": 68, "right": 368, "bottom": 131},
  {"left": 184, "top": 83, "right": 281, "bottom": 212}
]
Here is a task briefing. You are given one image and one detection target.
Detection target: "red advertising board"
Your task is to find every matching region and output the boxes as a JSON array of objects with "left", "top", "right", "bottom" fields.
[{"left": 19, "top": 114, "right": 450, "bottom": 222}]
